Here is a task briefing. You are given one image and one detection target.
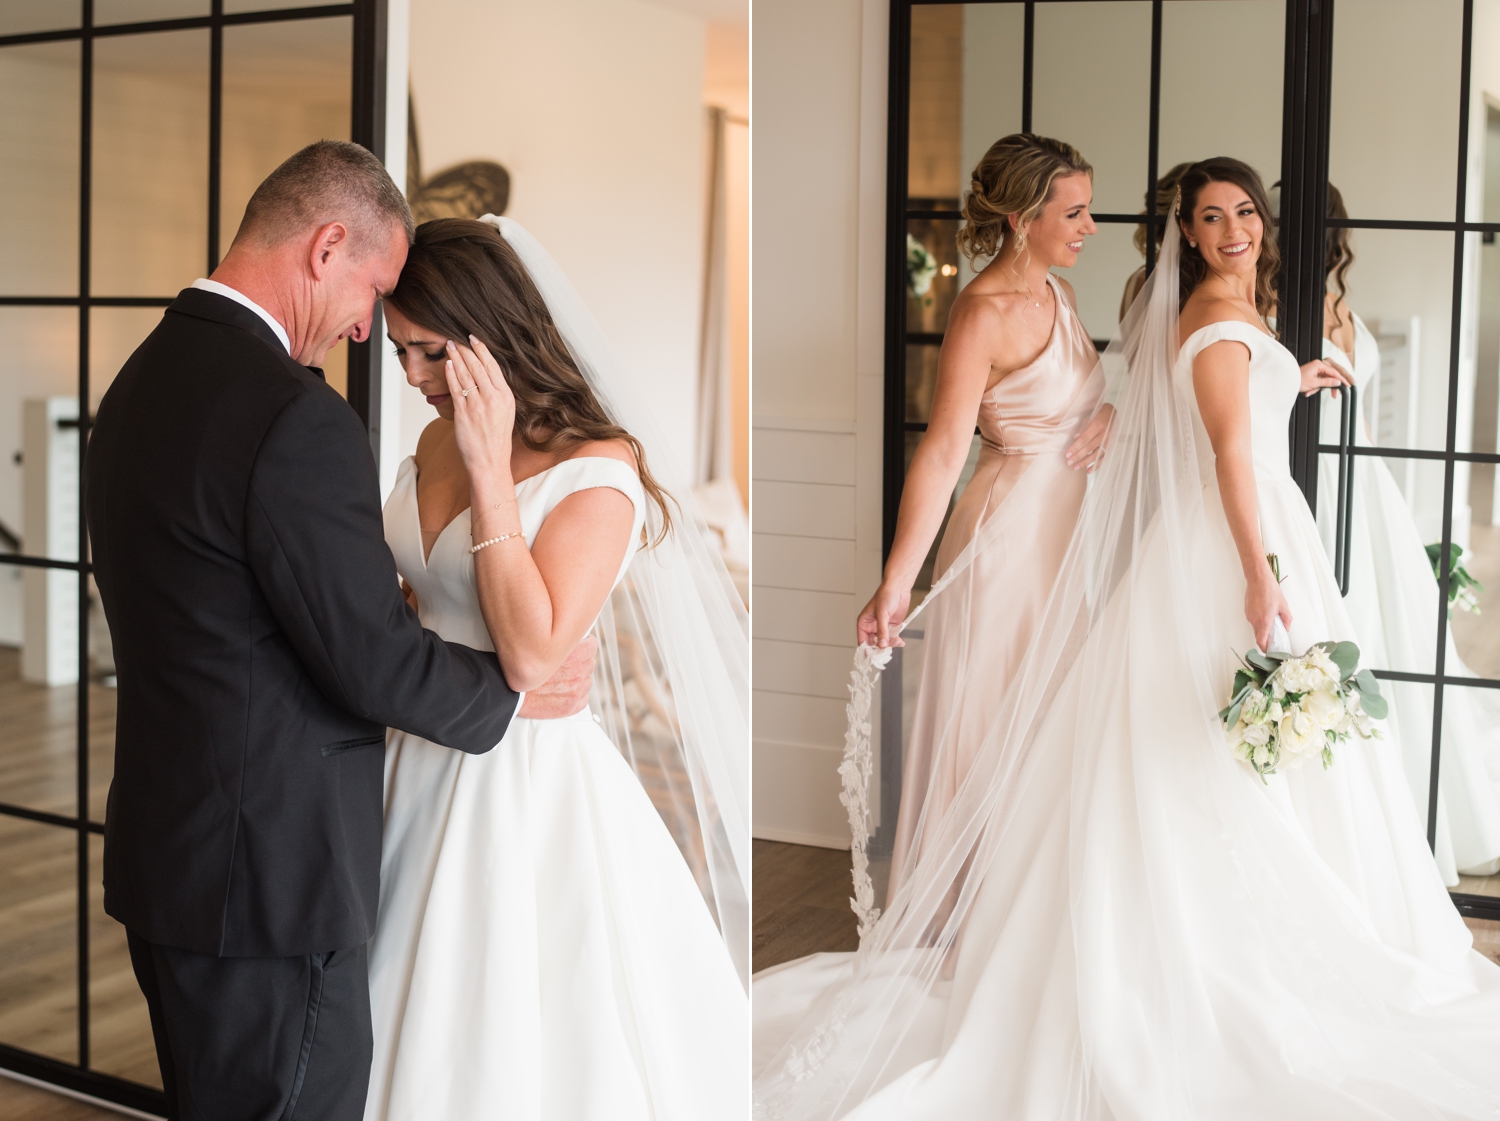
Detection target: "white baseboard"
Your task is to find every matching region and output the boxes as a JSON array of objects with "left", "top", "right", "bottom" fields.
[{"left": 753, "top": 827, "right": 850, "bottom": 851}]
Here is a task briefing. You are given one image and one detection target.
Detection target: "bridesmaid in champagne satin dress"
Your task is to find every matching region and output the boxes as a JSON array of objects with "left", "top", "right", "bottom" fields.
[
  {"left": 855, "top": 134, "right": 1109, "bottom": 895},
  {"left": 886, "top": 275, "right": 1102, "bottom": 888}
]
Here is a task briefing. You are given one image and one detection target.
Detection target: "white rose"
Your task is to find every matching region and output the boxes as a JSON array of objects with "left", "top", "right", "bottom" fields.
[
  {"left": 1279, "top": 708, "right": 1321, "bottom": 756},
  {"left": 1268, "top": 700, "right": 1285, "bottom": 723},
  {"left": 1242, "top": 721, "right": 1272, "bottom": 747},
  {"left": 1305, "top": 690, "right": 1345, "bottom": 730}
]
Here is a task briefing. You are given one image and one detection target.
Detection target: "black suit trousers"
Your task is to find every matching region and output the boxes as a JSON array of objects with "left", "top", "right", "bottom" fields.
[{"left": 126, "top": 930, "right": 372, "bottom": 1121}]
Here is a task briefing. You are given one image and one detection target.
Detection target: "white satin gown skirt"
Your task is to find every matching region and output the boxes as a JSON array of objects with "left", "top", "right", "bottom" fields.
[{"left": 366, "top": 713, "right": 748, "bottom": 1120}]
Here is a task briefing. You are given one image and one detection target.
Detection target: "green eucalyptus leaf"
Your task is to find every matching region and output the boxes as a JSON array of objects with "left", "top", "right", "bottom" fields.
[{"left": 1329, "top": 641, "right": 1359, "bottom": 679}]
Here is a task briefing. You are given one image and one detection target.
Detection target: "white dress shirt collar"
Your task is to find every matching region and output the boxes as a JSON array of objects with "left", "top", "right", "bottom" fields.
[{"left": 191, "top": 278, "right": 291, "bottom": 355}]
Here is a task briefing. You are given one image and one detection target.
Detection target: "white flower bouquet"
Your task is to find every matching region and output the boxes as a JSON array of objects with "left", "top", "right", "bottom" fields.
[{"left": 1219, "top": 636, "right": 1387, "bottom": 781}]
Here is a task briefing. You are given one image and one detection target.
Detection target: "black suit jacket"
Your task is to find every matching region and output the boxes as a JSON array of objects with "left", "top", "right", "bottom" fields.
[{"left": 86, "top": 288, "right": 519, "bottom": 958}]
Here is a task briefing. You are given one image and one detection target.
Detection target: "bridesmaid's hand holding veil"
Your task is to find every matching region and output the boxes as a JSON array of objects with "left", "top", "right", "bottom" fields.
[{"left": 858, "top": 582, "right": 912, "bottom": 649}]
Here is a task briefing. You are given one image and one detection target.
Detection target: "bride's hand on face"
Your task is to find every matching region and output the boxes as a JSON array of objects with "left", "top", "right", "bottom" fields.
[
  {"left": 1300, "top": 357, "right": 1351, "bottom": 398},
  {"left": 1065, "top": 404, "right": 1115, "bottom": 472},
  {"left": 1245, "top": 563, "right": 1293, "bottom": 653},
  {"left": 858, "top": 582, "right": 912, "bottom": 649},
  {"left": 444, "top": 335, "right": 516, "bottom": 477}
]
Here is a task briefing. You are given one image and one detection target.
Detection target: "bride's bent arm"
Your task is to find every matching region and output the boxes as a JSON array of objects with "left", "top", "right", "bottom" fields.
[
  {"left": 444, "top": 337, "right": 636, "bottom": 693},
  {"left": 1192, "top": 339, "right": 1293, "bottom": 652},
  {"left": 857, "top": 300, "right": 997, "bottom": 649}
]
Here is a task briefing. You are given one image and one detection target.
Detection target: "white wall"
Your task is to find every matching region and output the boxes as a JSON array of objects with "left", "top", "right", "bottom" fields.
[
  {"left": 752, "top": 0, "right": 887, "bottom": 847},
  {"left": 403, "top": 0, "right": 708, "bottom": 478}
]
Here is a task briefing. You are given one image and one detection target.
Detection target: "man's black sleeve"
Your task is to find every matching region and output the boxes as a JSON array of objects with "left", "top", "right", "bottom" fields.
[{"left": 244, "top": 385, "right": 518, "bottom": 751}]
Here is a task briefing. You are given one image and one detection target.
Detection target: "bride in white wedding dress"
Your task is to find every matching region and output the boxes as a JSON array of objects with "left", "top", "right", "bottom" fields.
[
  {"left": 363, "top": 217, "right": 747, "bottom": 1120},
  {"left": 754, "top": 158, "right": 1500, "bottom": 1120}
]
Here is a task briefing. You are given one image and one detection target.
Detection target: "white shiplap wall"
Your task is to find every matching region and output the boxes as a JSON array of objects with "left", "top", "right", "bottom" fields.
[
  {"left": 752, "top": 0, "right": 888, "bottom": 849},
  {"left": 752, "top": 419, "right": 860, "bottom": 846}
]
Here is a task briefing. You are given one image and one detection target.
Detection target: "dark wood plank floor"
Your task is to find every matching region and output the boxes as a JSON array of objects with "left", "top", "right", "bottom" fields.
[
  {"left": 0, "top": 647, "right": 160, "bottom": 1091},
  {"left": 0, "top": 1076, "right": 131, "bottom": 1120},
  {"left": 752, "top": 840, "right": 858, "bottom": 973}
]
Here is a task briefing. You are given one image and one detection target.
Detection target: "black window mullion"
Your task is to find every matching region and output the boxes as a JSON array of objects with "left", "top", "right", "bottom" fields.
[
  {"left": 1427, "top": 0, "right": 1476, "bottom": 853},
  {"left": 76, "top": 0, "right": 93, "bottom": 1073},
  {"left": 1021, "top": 2, "right": 1034, "bottom": 133},
  {"left": 1144, "top": 0, "right": 1161, "bottom": 276}
]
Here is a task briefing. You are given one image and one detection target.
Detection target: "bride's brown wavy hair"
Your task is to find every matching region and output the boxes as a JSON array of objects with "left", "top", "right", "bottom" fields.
[
  {"left": 1176, "top": 157, "right": 1280, "bottom": 320},
  {"left": 387, "top": 218, "right": 674, "bottom": 544}
]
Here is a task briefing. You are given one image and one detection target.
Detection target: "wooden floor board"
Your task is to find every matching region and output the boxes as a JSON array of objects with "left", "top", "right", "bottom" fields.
[
  {"left": 0, "top": 1076, "right": 130, "bottom": 1121},
  {"left": 0, "top": 649, "right": 159, "bottom": 1093}
]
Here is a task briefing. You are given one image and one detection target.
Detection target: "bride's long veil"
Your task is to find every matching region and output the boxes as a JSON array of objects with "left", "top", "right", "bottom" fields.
[
  {"left": 481, "top": 215, "right": 751, "bottom": 989},
  {"left": 755, "top": 213, "right": 1225, "bottom": 1117}
]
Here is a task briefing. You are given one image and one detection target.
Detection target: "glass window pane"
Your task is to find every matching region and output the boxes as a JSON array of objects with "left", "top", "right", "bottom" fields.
[
  {"left": 90, "top": 305, "right": 165, "bottom": 409},
  {"left": 1160, "top": 1, "right": 1283, "bottom": 188},
  {"left": 1317, "top": 448, "right": 1445, "bottom": 677},
  {"left": 0, "top": 1, "right": 79, "bottom": 35},
  {"left": 1330, "top": 0, "right": 1462, "bottom": 222},
  {"left": 0, "top": 41, "right": 81, "bottom": 297},
  {"left": 1319, "top": 227, "right": 1456, "bottom": 457},
  {"left": 0, "top": 817, "right": 79, "bottom": 1064},
  {"left": 0, "top": 308, "right": 81, "bottom": 567},
  {"left": 220, "top": 16, "right": 353, "bottom": 252},
  {"left": 1061, "top": 220, "right": 1139, "bottom": 343},
  {"left": 1437, "top": 684, "right": 1500, "bottom": 900},
  {"left": 90, "top": 834, "right": 160, "bottom": 1087},
  {"left": 1448, "top": 456, "right": 1500, "bottom": 678},
  {"left": 1033, "top": 1, "right": 1151, "bottom": 218},
  {"left": 908, "top": 4, "right": 968, "bottom": 204},
  {"left": 0, "top": 638, "right": 79, "bottom": 811},
  {"left": 956, "top": 4, "right": 1023, "bottom": 205},
  {"left": 95, "top": 0, "right": 208, "bottom": 23},
  {"left": 905, "top": 216, "right": 962, "bottom": 338},
  {"left": 93, "top": 28, "right": 211, "bottom": 298}
]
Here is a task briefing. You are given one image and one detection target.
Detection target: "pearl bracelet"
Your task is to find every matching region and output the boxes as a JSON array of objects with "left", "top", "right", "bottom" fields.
[{"left": 470, "top": 532, "right": 521, "bottom": 554}]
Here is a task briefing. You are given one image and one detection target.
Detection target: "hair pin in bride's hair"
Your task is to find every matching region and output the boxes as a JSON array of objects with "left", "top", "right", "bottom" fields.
[{"left": 1172, "top": 187, "right": 1183, "bottom": 217}]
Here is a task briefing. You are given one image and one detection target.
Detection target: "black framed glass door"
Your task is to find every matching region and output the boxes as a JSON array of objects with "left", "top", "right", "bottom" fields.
[
  {"left": 879, "top": 0, "right": 1500, "bottom": 926},
  {"left": 0, "top": 1, "right": 387, "bottom": 1110}
]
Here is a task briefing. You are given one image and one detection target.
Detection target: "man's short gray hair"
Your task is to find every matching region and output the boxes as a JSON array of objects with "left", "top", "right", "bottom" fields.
[{"left": 235, "top": 140, "right": 415, "bottom": 254}]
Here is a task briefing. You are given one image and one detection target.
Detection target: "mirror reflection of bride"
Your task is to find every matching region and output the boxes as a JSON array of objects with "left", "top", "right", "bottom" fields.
[{"left": 1314, "top": 184, "right": 1500, "bottom": 884}]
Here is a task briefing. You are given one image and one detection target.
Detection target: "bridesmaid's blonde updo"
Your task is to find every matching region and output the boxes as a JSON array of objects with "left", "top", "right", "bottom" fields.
[{"left": 958, "top": 133, "right": 1093, "bottom": 262}]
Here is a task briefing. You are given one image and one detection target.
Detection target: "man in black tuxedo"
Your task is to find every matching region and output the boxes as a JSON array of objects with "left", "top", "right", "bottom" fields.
[{"left": 85, "top": 140, "right": 591, "bottom": 1120}]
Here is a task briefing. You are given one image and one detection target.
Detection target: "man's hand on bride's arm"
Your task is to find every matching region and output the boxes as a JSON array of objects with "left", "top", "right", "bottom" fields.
[
  {"left": 1065, "top": 404, "right": 1115, "bottom": 473},
  {"left": 516, "top": 635, "right": 596, "bottom": 719}
]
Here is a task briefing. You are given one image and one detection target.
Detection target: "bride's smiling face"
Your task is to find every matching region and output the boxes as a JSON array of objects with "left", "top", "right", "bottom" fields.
[
  {"left": 1014, "top": 173, "right": 1097, "bottom": 268},
  {"left": 385, "top": 303, "right": 458, "bottom": 421},
  {"left": 1181, "top": 180, "right": 1264, "bottom": 282}
]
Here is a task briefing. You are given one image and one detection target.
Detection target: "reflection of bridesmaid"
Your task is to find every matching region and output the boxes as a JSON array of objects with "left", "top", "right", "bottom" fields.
[
  {"left": 1315, "top": 182, "right": 1500, "bottom": 885},
  {"left": 857, "top": 134, "right": 1110, "bottom": 893},
  {"left": 1119, "top": 161, "right": 1193, "bottom": 319}
]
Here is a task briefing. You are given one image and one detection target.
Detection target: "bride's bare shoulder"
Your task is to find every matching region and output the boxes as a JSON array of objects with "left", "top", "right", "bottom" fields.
[
  {"left": 1178, "top": 294, "right": 1262, "bottom": 346},
  {"left": 564, "top": 437, "right": 639, "bottom": 475}
]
